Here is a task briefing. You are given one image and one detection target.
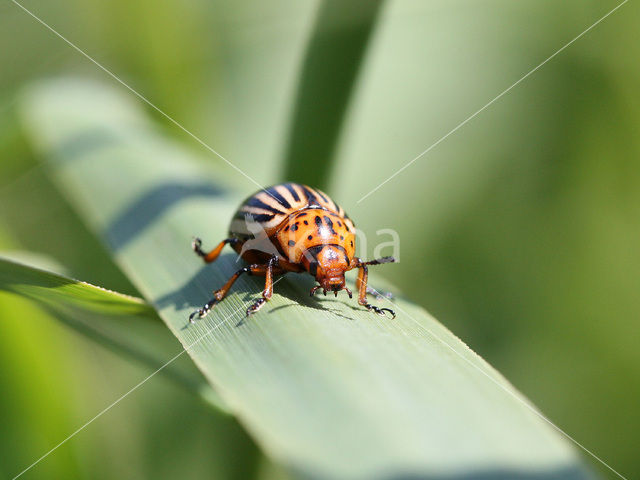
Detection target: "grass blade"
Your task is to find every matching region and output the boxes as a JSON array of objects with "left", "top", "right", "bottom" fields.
[
  {"left": 0, "top": 254, "right": 227, "bottom": 412},
  {"left": 281, "top": 0, "right": 385, "bottom": 189},
  {"left": 19, "top": 78, "right": 593, "bottom": 479}
]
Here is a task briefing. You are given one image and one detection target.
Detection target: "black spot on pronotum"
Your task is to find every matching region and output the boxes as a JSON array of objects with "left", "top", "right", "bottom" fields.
[
  {"left": 323, "top": 216, "right": 337, "bottom": 235},
  {"left": 288, "top": 240, "right": 296, "bottom": 247}
]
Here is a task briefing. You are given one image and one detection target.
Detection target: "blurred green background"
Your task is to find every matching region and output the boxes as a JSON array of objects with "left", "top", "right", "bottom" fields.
[{"left": 1, "top": 0, "right": 638, "bottom": 479}]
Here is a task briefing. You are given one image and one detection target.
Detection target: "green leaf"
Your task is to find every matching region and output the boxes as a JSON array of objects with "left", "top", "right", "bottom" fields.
[
  {"left": 281, "top": 0, "right": 385, "bottom": 189},
  {"left": 0, "top": 254, "right": 227, "bottom": 412},
  {"left": 19, "top": 78, "right": 593, "bottom": 479}
]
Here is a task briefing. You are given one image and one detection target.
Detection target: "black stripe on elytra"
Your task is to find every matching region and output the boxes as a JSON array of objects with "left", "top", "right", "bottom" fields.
[
  {"left": 314, "top": 215, "right": 323, "bottom": 226},
  {"left": 251, "top": 213, "right": 276, "bottom": 223},
  {"left": 284, "top": 183, "right": 300, "bottom": 202},
  {"left": 315, "top": 189, "right": 329, "bottom": 203},
  {"left": 323, "top": 216, "right": 337, "bottom": 235},
  {"left": 302, "top": 186, "right": 321, "bottom": 206},
  {"left": 246, "top": 196, "right": 284, "bottom": 215},
  {"left": 269, "top": 186, "right": 292, "bottom": 210}
]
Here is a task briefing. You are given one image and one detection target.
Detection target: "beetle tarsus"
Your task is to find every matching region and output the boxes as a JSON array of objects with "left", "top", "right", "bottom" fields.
[
  {"left": 246, "top": 297, "right": 266, "bottom": 316},
  {"left": 192, "top": 237, "right": 204, "bottom": 256},
  {"left": 189, "top": 298, "right": 218, "bottom": 324},
  {"left": 364, "top": 303, "right": 396, "bottom": 319}
]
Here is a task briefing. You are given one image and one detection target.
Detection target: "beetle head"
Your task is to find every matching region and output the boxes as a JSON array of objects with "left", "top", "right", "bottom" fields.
[{"left": 302, "top": 245, "right": 351, "bottom": 297}]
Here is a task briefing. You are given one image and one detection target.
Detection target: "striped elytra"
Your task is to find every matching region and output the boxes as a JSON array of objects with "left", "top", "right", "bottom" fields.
[
  {"left": 229, "top": 183, "right": 355, "bottom": 240},
  {"left": 189, "top": 183, "right": 396, "bottom": 322}
]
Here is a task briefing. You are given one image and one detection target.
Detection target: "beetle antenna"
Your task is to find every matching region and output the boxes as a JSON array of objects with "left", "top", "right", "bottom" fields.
[{"left": 358, "top": 256, "right": 395, "bottom": 266}]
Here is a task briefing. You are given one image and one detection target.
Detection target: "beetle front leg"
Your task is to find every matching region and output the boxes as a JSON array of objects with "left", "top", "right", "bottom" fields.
[
  {"left": 355, "top": 260, "right": 396, "bottom": 319},
  {"left": 190, "top": 263, "right": 263, "bottom": 323},
  {"left": 246, "top": 256, "right": 279, "bottom": 316}
]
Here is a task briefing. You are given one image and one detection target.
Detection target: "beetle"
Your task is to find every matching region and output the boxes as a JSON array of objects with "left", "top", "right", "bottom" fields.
[{"left": 189, "top": 182, "right": 395, "bottom": 323}]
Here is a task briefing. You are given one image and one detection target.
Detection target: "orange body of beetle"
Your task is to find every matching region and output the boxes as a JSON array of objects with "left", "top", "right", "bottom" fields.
[{"left": 189, "top": 183, "right": 395, "bottom": 322}]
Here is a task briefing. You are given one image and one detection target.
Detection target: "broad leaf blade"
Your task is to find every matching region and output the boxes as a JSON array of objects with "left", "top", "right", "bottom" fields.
[
  {"left": 0, "top": 255, "right": 227, "bottom": 412},
  {"left": 19, "top": 79, "right": 592, "bottom": 479}
]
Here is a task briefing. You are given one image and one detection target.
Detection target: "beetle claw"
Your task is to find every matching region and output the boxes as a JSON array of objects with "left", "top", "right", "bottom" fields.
[
  {"left": 379, "top": 307, "right": 396, "bottom": 319},
  {"left": 364, "top": 303, "right": 396, "bottom": 319},
  {"left": 188, "top": 298, "right": 218, "bottom": 324},
  {"left": 192, "top": 236, "right": 203, "bottom": 252}
]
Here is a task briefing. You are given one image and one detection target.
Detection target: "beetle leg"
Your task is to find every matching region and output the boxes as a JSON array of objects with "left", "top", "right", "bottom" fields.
[
  {"left": 189, "top": 263, "right": 265, "bottom": 323},
  {"left": 246, "top": 256, "right": 279, "bottom": 316},
  {"left": 192, "top": 237, "right": 239, "bottom": 263},
  {"left": 355, "top": 263, "right": 396, "bottom": 319}
]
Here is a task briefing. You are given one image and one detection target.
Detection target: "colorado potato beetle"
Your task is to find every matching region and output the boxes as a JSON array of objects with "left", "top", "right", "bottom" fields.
[{"left": 189, "top": 183, "right": 395, "bottom": 322}]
